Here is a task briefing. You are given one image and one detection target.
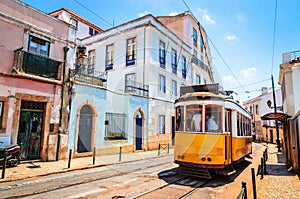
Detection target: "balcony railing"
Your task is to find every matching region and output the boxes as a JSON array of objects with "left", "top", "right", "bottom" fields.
[
  {"left": 13, "top": 49, "right": 62, "bottom": 80},
  {"left": 282, "top": 50, "right": 300, "bottom": 64},
  {"left": 191, "top": 56, "right": 214, "bottom": 82},
  {"left": 74, "top": 67, "right": 107, "bottom": 87},
  {"left": 125, "top": 80, "right": 149, "bottom": 97}
]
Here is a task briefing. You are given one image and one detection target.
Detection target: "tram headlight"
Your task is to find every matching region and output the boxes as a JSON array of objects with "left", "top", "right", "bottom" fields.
[
  {"left": 207, "top": 157, "right": 212, "bottom": 162},
  {"left": 181, "top": 155, "right": 185, "bottom": 159},
  {"left": 201, "top": 157, "right": 206, "bottom": 162}
]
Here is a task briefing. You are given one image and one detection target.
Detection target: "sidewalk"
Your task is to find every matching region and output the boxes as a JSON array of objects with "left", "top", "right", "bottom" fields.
[
  {"left": 256, "top": 143, "right": 300, "bottom": 199},
  {"left": 0, "top": 148, "right": 173, "bottom": 182}
]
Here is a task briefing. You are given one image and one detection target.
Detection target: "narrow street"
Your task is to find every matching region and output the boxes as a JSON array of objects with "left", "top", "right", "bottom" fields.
[{"left": 0, "top": 143, "right": 269, "bottom": 199}]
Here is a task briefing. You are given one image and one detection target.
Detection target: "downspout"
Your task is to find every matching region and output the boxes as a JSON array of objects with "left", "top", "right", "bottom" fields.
[{"left": 56, "top": 46, "right": 69, "bottom": 161}]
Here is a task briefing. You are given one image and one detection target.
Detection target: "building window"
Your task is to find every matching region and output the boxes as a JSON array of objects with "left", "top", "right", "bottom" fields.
[
  {"left": 182, "top": 56, "right": 186, "bottom": 79},
  {"left": 172, "top": 80, "right": 177, "bottom": 96},
  {"left": 200, "top": 55, "right": 204, "bottom": 68},
  {"left": 159, "top": 40, "right": 166, "bottom": 68},
  {"left": 70, "top": 18, "right": 78, "bottom": 28},
  {"left": 159, "top": 75, "right": 166, "bottom": 93},
  {"left": 159, "top": 115, "right": 165, "bottom": 134},
  {"left": 125, "top": 73, "right": 136, "bottom": 92},
  {"left": 126, "top": 37, "right": 136, "bottom": 66},
  {"left": 28, "top": 35, "right": 50, "bottom": 57},
  {"left": 200, "top": 35, "right": 204, "bottom": 52},
  {"left": 171, "top": 49, "right": 177, "bottom": 74},
  {"left": 105, "top": 113, "right": 127, "bottom": 140},
  {"left": 256, "top": 104, "right": 259, "bottom": 115},
  {"left": 89, "top": 27, "right": 94, "bottom": 35},
  {"left": 196, "top": 75, "right": 201, "bottom": 84},
  {"left": 88, "top": 50, "right": 95, "bottom": 74},
  {"left": 193, "top": 28, "right": 197, "bottom": 46},
  {"left": 106, "top": 44, "right": 114, "bottom": 70},
  {"left": 193, "top": 49, "right": 198, "bottom": 64},
  {"left": 250, "top": 106, "right": 253, "bottom": 114},
  {"left": 0, "top": 101, "right": 3, "bottom": 129}
]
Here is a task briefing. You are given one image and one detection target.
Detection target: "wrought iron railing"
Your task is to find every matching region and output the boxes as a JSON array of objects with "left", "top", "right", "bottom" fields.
[
  {"left": 191, "top": 56, "right": 214, "bottom": 82},
  {"left": 74, "top": 67, "right": 107, "bottom": 87},
  {"left": 125, "top": 80, "right": 149, "bottom": 97},
  {"left": 13, "top": 49, "right": 62, "bottom": 80},
  {"left": 282, "top": 50, "right": 300, "bottom": 64}
]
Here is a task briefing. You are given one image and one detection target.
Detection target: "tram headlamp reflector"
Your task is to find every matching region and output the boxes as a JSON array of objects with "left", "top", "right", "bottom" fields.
[{"left": 207, "top": 157, "right": 212, "bottom": 162}]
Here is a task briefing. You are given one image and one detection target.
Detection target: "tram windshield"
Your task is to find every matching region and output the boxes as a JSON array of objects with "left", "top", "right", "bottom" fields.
[
  {"left": 205, "top": 105, "right": 222, "bottom": 132},
  {"left": 186, "top": 105, "right": 203, "bottom": 132}
]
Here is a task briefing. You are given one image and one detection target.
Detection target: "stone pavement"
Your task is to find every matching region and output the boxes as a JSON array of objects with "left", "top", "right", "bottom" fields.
[
  {"left": 1, "top": 143, "right": 300, "bottom": 199},
  {"left": 256, "top": 143, "right": 300, "bottom": 199},
  {"left": 0, "top": 148, "right": 173, "bottom": 182}
]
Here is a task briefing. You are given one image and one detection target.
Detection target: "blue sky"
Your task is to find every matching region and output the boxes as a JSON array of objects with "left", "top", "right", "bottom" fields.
[{"left": 21, "top": 0, "right": 300, "bottom": 103}]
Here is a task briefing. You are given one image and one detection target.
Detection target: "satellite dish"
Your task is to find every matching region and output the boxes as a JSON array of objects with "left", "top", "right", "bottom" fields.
[{"left": 61, "top": 11, "right": 71, "bottom": 24}]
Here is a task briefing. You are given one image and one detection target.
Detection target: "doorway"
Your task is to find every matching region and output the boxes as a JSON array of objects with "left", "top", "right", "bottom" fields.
[
  {"left": 135, "top": 111, "right": 143, "bottom": 150},
  {"left": 17, "top": 101, "right": 44, "bottom": 160},
  {"left": 270, "top": 129, "right": 274, "bottom": 143},
  {"left": 77, "top": 105, "right": 93, "bottom": 153}
]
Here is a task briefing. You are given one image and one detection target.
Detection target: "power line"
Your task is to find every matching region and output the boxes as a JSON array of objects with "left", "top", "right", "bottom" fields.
[
  {"left": 229, "top": 78, "right": 271, "bottom": 90},
  {"left": 180, "top": 0, "right": 247, "bottom": 93},
  {"left": 271, "top": 0, "right": 278, "bottom": 75}
]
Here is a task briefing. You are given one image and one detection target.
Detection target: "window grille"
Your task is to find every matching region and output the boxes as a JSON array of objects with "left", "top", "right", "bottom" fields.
[{"left": 105, "top": 113, "right": 127, "bottom": 140}]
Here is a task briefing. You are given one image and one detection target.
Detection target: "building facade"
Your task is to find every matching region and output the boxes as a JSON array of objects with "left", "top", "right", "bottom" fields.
[
  {"left": 243, "top": 87, "right": 283, "bottom": 143},
  {"left": 79, "top": 11, "right": 214, "bottom": 154},
  {"left": 279, "top": 50, "right": 300, "bottom": 172},
  {"left": 0, "top": 0, "right": 71, "bottom": 161}
]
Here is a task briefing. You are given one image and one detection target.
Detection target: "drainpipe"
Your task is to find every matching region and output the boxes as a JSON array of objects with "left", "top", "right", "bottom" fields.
[{"left": 56, "top": 46, "right": 69, "bottom": 161}]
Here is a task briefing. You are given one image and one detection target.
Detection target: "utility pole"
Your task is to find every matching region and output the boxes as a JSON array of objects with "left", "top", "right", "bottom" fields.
[{"left": 271, "top": 75, "right": 281, "bottom": 152}]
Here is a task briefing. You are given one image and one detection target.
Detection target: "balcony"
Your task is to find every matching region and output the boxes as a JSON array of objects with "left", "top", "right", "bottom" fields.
[
  {"left": 13, "top": 49, "right": 62, "bottom": 80},
  {"left": 191, "top": 56, "right": 214, "bottom": 82},
  {"left": 74, "top": 67, "right": 107, "bottom": 87},
  {"left": 125, "top": 80, "right": 149, "bottom": 97}
]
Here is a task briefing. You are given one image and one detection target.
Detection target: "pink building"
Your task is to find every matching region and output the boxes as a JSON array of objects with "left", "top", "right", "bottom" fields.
[{"left": 0, "top": 0, "right": 70, "bottom": 161}]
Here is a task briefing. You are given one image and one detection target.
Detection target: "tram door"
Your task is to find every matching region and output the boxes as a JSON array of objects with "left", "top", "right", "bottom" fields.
[
  {"left": 171, "top": 116, "right": 175, "bottom": 146},
  {"left": 225, "top": 109, "right": 232, "bottom": 164},
  {"left": 17, "top": 101, "right": 44, "bottom": 160}
]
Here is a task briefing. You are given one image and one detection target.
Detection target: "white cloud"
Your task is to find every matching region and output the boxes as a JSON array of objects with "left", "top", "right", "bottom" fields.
[
  {"left": 241, "top": 67, "right": 257, "bottom": 77},
  {"left": 197, "top": 8, "right": 208, "bottom": 14},
  {"left": 223, "top": 75, "right": 233, "bottom": 82},
  {"left": 226, "top": 35, "right": 236, "bottom": 41},
  {"left": 202, "top": 14, "right": 215, "bottom": 24},
  {"left": 138, "top": 11, "right": 150, "bottom": 17},
  {"left": 169, "top": 12, "right": 178, "bottom": 16}
]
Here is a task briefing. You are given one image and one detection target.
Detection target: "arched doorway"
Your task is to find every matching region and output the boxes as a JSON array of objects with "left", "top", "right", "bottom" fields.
[
  {"left": 77, "top": 105, "right": 93, "bottom": 153},
  {"left": 135, "top": 110, "right": 143, "bottom": 150}
]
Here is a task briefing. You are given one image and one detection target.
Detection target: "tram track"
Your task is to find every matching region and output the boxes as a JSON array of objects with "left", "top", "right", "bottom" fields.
[
  {"left": 2, "top": 156, "right": 175, "bottom": 198},
  {"left": 131, "top": 175, "right": 212, "bottom": 199}
]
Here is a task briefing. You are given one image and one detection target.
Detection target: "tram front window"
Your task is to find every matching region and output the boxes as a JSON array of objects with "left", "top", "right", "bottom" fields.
[
  {"left": 205, "top": 105, "right": 222, "bottom": 132},
  {"left": 176, "top": 106, "right": 184, "bottom": 131},
  {"left": 186, "top": 105, "right": 203, "bottom": 132}
]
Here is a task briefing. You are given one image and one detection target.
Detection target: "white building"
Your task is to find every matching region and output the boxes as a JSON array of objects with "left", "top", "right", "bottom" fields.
[
  {"left": 279, "top": 50, "right": 300, "bottom": 172},
  {"left": 244, "top": 87, "right": 283, "bottom": 144},
  {"left": 80, "top": 11, "right": 215, "bottom": 151}
]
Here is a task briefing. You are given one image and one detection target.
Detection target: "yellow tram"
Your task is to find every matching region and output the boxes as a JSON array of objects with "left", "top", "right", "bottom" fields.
[{"left": 174, "top": 84, "right": 252, "bottom": 178}]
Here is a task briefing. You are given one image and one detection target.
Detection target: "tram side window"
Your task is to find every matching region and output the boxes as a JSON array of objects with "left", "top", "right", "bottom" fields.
[
  {"left": 0, "top": 101, "right": 3, "bottom": 129},
  {"left": 186, "top": 105, "right": 203, "bottom": 132},
  {"left": 237, "top": 113, "right": 241, "bottom": 136},
  {"left": 176, "top": 106, "right": 184, "bottom": 131},
  {"left": 225, "top": 109, "right": 232, "bottom": 132},
  {"left": 205, "top": 105, "right": 222, "bottom": 132}
]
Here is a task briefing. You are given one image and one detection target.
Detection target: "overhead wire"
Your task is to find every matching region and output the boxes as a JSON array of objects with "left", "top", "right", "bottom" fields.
[{"left": 180, "top": 0, "right": 247, "bottom": 93}]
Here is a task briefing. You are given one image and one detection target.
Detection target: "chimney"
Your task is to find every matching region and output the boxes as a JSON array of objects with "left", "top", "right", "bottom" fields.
[{"left": 261, "top": 87, "right": 268, "bottom": 95}]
